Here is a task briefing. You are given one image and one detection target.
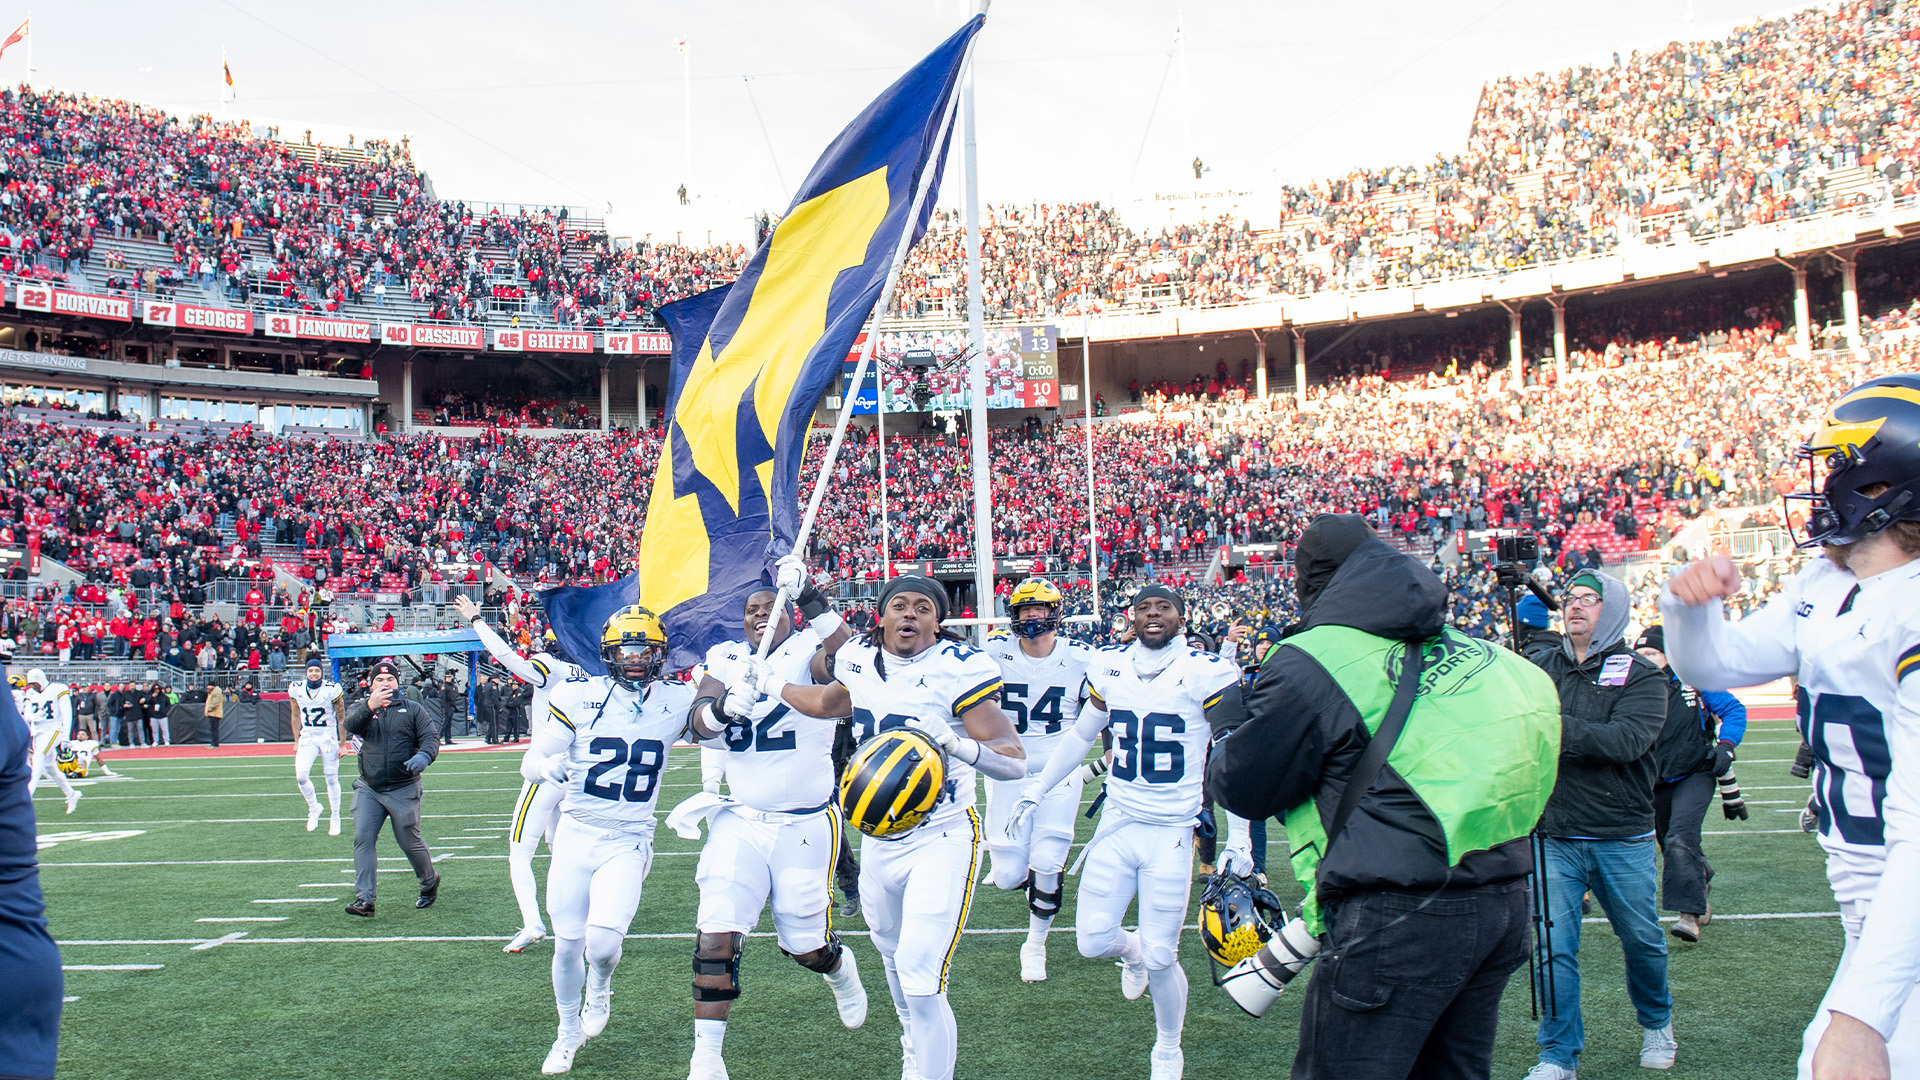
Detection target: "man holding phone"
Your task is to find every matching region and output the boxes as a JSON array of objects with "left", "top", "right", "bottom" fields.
[{"left": 341, "top": 659, "right": 441, "bottom": 917}]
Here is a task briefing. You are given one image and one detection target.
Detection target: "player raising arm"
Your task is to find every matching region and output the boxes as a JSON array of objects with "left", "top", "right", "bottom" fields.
[
  {"left": 1660, "top": 374, "right": 1920, "bottom": 1080},
  {"left": 455, "top": 593, "right": 588, "bottom": 954},
  {"left": 518, "top": 605, "right": 694, "bottom": 1076},
  {"left": 740, "top": 573, "right": 1022, "bottom": 1080},
  {"left": 1007, "top": 584, "right": 1249, "bottom": 1080},
  {"left": 288, "top": 660, "right": 345, "bottom": 834},
  {"left": 20, "top": 670, "right": 80, "bottom": 815}
]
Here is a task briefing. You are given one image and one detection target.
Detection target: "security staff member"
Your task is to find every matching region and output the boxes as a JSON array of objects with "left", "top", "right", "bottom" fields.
[
  {"left": 1209, "top": 514, "right": 1561, "bottom": 1079},
  {"left": 341, "top": 660, "right": 441, "bottom": 917}
]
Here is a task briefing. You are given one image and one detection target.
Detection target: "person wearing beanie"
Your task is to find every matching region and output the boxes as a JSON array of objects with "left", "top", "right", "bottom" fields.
[
  {"left": 1208, "top": 513, "right": 1561, "bottom": 1078},
  {"left": 1527, "top": 568, "right": 1676, "bottom": 1076},
  {"left": 1633, "top": 625, "right": 1750, "bottom": 943},
  {"left": 1515, "top": 591, "right": 1563, "bottom": 654},
  {"left": 340, "top": 658, "right": 441, "bottom": 918}
]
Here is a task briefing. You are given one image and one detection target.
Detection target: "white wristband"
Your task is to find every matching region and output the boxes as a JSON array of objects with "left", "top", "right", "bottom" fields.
[{"left": 810, "top": 609, "right": 845, "bottom": 637}]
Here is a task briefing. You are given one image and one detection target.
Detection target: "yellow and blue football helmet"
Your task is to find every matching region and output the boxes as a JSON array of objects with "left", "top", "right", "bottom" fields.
[
  {"left": 1006, "top": 578, "right": 1063, "bottom": 639},
  {"left": 838, "top": 728, "right": 947, "bottom": 838},
  {"left": 1789, "top": 373, "right": 1920, "bottom": 548},
  {"left": 600, "top": 605, "right": 668, "bottom": 691}
]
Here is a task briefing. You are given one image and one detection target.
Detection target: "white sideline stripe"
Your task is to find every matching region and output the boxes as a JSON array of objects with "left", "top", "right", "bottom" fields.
[
  {"left": 192, "top": 932, "right": 249, "bottom": 950},
  {"left": 35, "top": 786, "right": 536, "bottom": 801},
  {"left": 1704, "top": 828, "right": 1814, "bottom": 834},
  {"left": 63, "top": 996, "right": 79, "bottom": 1003},
  {"left": 299, "top": 883, "right": 343, "bottom": 887},
  {"left": 196, "top": 917, "right": 288, "bottom": 923},
  {"left": 39, "top": 812, "right": 531, "bottom": 827},
  {"left": 437, "top": 845, "right": 476, "bottom": 849},
  {"left": 57, "top": 911, "right": 1848, "bottom": 949},
  {"left": 63, "top": 964, "right": 165, "bottom": 970},
  {"left": 252, "top": 897, "right": 339, "bottom": 904},
  {"left": 38, "top": 852, "right": 726, "bottom": 868}
]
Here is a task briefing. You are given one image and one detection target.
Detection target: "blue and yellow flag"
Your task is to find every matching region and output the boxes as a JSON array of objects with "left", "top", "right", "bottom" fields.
[
  {"left": 639, "top": 15, "right": 983, "bottom": 668},
  {"left": 538, "top": 572, "right": 638, "bottom": 678}
]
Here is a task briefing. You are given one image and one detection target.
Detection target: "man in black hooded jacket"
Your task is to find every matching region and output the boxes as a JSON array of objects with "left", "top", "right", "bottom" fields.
[{"left": 1209, "top": 514, "right": 1561, "bottom": 1080}]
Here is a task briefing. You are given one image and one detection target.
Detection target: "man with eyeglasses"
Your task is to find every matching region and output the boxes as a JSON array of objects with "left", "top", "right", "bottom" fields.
[{"left": 1523, "top": 568, "right": 1675, "bottom": 1079}]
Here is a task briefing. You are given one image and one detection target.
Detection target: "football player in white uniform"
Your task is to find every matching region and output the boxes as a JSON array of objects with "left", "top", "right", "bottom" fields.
[
  {"left": 673, "top": 574, "right": 865, "bottom": 1080},
  {"left": 21, "top": 669, "right": 81, "bottom": 814},
  {"left": 455, "top": 594, "right": 588, "bottom": 954},
  {"left": 1661, "top": 375, "right": 1920, "bottom": 1080},
  {"left": 983, "top": 578, "right": 1096, "bottom": 983},
  {"left": 288, "top": 660, "right": 345, "bottom": 834},
  {"left": 746, "top": 573, "right": 1024, "bottom": 1080},
  {"left": 519, "top": 605, "right": 695, "bottom": 1076},
  {"left": 1009, "top": 584, "right": 1251, "bottom": 1080}
]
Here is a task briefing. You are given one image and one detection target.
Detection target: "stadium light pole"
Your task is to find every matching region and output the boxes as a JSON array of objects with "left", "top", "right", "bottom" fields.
[{"left": 963, "top": 0, "right": 993, "bottom": 632}]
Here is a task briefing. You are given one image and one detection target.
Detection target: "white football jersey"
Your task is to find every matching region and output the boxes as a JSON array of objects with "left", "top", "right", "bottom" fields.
[
  {"left": 833, "top": 636, "right": 1005, "bottom": 830},
  {"left": 20, "top": 683, "right": 71, "bottom": 736},
  {"left": 288, "top": 679, "right": 344, "bottom": 742},
  {"left": 1665, "top": 556, "right": 1920, "bottom": 901},
  {"left": 538, "top": 675, "right": 695, "bottom": 835},
  {"left": 526, "top": 652, "right": 588, "bottom": 738},
  {"left": 1083, "top": 642, "right": 1241, "bottom": 826},
  {"left": 986, "top": 634, "right": 1093, "bottom": 777},
  {"left": 703, "top": 624, "right": 840, "bottom": 811}
]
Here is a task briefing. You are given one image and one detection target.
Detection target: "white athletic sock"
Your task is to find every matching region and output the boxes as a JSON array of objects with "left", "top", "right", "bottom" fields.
[
  {"left": 1028, "top": 913, "right": 1053, "bottom": 944},
  {"left": 552, "top": 936, "right": 586, "bottom": 1032},
  {"left": 694, "top": 1017, "right": 726, "bottom": 1055},
  {"left": 509, "top": 851, "right": 545, "bottom": 930},
  {"left": 1147, "top": 963, "right": 1188, "bottom": 1049},
  {"left": 904, "top": 992, "right": 957, "bottom": 1080}
]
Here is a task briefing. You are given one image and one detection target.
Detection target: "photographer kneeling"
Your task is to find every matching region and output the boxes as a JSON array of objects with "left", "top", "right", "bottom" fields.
[{"left": 1208, "top": 514, "right": 1561, "bottom": 1080}]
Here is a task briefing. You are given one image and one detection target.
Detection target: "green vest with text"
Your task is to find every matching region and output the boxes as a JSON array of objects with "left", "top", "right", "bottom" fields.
[{"left": 1282, "top": 625, "right": 1560, "bottom": 934}]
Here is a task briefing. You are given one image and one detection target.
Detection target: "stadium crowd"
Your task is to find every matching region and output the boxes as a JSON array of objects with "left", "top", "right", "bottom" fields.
[{"left": 0, "top": 1, "right": 1916, "bottom": 333}]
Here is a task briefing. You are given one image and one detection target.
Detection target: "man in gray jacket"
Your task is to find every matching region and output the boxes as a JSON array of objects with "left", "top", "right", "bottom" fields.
[
  {"left": 341, "top": 660, "right": 440, "bottom": 917},
  {"left": 1524, "top": 569, "right": 1675, "bottom": 1079}
]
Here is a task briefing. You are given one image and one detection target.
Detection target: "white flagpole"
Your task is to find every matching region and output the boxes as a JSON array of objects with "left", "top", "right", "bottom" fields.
[
  {"left": 963, "top": 0, "right": 993, "bottom": 634},
  {"left": 753, "top": 29, "right": 978, "bottom": 665},
  {"left": 876, "top": 354, "right": 892, "bottom": 581},
  {"left": 1082, "top": 306, "right": 1099, "bottom": 622},
  {"left": 24, "top": 11, "right": 31, "bottom": 91},
  {"left": 220, "top": 47, "right": 227, "bottom": 114}
]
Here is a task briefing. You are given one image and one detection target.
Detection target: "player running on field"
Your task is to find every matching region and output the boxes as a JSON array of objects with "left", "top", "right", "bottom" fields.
[
  {"left": 288, "top": 660, "right": 345, "bottom": 834},
  {"left": 983, "top": 578, "right": 1099, "bottom": 983},
  {"left": 20, "top": 669, "right": 80, "bottom": 814},
  {"left": 455, "top": 593, "right": 589, "bottom": 954},
  {"left": 740, "top": 573, "right": 1025, "bottom": 1080},
  {"left": 671, "top": 565, "right": 865, "bottom": 1080},
  {"left": 519, "top": 605, "right": 694, "bottom": 1076},
  {"left": 1009, "top": 584, "right": 1252, "bottom": 1080},
  {"left": 1661, "top": 374, "right": 1920, "bottom": 1080}
]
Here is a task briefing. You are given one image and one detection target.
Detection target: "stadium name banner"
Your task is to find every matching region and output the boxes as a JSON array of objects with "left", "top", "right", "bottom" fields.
[
  {"left": 889, "top": 556, "right": 1050, "bottom": 580},
  {"left": 380, "top": 323, "right": 484, "bottom": 350},
  {"left": 264, "top": 313, "right": 373, "bottom": 343},
  {"left": 494, "top": 328, "right": 594, "bottom": 353},
  {"left": 142, "top": 300, "right": 255, "bottom": 335},
  {"left": 15, "top": 283, "right": 134, "bottom": 322},
  {"left": 602, "top": 331, "right": 673, "bottom": 355}
]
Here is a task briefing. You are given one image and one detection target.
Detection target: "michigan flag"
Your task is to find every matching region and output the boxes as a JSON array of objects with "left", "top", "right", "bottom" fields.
[
  {"left": 539, "top": 572, "right": 638, "bottom": 678},
  {"left": 638, "top": 14, "right": 982, "bottom": 667}
]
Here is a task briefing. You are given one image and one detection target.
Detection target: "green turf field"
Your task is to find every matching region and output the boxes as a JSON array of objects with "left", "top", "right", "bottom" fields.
[{"left": 35, "top": 716, "right": 1835, "bottom": 1080}]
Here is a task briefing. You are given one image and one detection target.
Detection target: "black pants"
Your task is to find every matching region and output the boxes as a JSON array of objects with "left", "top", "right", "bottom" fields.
[
  {"left": 1294, "top": 878, "right": 1531, "bottom": 1080},
  {"left": 1653, "top": 771, "right": 1715, "bottom": 914},
  {"left": 205, "top": 714, "right": 221, "bottom": 747},
  {"left": 830, "top": 721, "right": 860, "bottom": 891}
]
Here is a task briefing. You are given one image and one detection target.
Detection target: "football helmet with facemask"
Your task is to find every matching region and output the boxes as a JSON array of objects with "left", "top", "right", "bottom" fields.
[
  {"left": 599, "top": 605, "right": 668, "bottom": 691},
  {"left": 1787, "top": 373, "right": 1920, "bottom": 548},
  {"left": 1006, "top": 578, "right": 1063, "bottom": 639}
]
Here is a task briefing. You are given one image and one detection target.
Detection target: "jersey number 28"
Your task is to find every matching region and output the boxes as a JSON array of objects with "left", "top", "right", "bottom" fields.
[
  {"left": 1110, "top": 710, "right": 1184, "bottom": 784},
  {"left": 583, "top": 737, "right": 666, "bottom": 803}
]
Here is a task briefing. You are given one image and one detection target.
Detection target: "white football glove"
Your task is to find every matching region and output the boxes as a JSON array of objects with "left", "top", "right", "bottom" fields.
[
  {"left": 746, "top": 658, "right": 788, "bottom": 703},
  {"left": 721, "top": 680, "right": 760, "bottom": 726},
  {"left": 1220, "top": 844, "right": 1256, "bottom": 879},
  {"left": 905, "top": 714, "right": 959, "bottom": 753},
  {"left": 539, "top": 752, "right": 571, "bottom": 787},
  {"left": 774, "top": 553, "right": 809, "bottom": 597},
  {"left": 1003, "top": 782, "right": 1043, "bottom": 841}
]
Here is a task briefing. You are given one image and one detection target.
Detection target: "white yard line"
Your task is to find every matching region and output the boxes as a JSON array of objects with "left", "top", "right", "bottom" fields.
[
  {"left": 252, "top": 897, "right": 340, "bottom": 904},
  {"left": 196, "top": 917, "right": 289, "bottom": 923},
  {"left": 63, "top": 963, "right": 165, "bottom": 970},
  {"left": 192, "top": 932, "right": 250, "bottom": 950}
]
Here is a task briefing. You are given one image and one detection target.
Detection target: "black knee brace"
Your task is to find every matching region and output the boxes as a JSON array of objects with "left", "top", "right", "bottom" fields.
[
  {"left": 1028, "top": 878, "right": 1063, "bottom": 920},
  {"left": 787, "top": 932, "right": 844, "bottom": 974},
  {"left": 692, "top": 933, "right": 742, "bottom": 1002}
]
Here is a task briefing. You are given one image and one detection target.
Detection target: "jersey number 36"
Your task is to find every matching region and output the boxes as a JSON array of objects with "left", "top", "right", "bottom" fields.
[
  {"left": 584, "top": 737, "right": 666, "bottom": 802},
  {"left": 1110, "top": 710, "right": 1184, "bottom": 783}
]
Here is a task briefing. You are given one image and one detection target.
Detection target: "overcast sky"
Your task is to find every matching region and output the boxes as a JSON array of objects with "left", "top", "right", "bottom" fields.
[{"left": 30, "top": 0, "right": 1803, "bottom": 242}]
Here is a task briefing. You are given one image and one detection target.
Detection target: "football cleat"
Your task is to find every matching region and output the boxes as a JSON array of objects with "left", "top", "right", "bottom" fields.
[
  {"left": 307, "top": 806, "right": 321, "bottom": 832},
  {"left": 687, "top": 1049, "right": 730, "bottom": 1080},
  {"left": 505, "top": 926, "right": 548, "bottom": 953},
  {"left": 1151, "top": 1044, "right": 1184, "bottom": 1080},
  {"left": 328, "top": 815, "right": 341, "bottom": 836},
  {"left": 581, "top": 979, "right": 612, "bottom": 1038},
  {"left": 542, "top": 1032, "right": 583, "bottom": 1075},
  {"left": 1120, "top": 950, "right": 1149, "bottom": 1001},
  {"left": 825, "top": 946, "right": 868, "bottom": 1029},
  {"left": 899, "top": 1033, "right": 918, "bottom": 1080},
  {"left": 1020, "top": 938, "right": 1047, "bottom": 983},
  {"left": 65, "top": 789, "right": 81, "bottom": 815}
]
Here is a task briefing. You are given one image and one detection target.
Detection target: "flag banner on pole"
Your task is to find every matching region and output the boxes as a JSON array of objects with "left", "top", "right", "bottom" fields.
[
  {"left": 224, "top": 60, "right": 235, "bottom": 90},
  {"left": 539, "top": 572, "right": 638, "bottom": 678},
  {"left": 0, "top": 18, "right": 27, "bottom": 60},
  {"left": 637, "top": 14, "right": 982, "bottom": 668}
]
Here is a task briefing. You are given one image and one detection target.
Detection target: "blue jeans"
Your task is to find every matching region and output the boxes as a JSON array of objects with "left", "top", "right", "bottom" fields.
[{"left": 1536, "top": 836, "right": 1672, "bottom": 1068}]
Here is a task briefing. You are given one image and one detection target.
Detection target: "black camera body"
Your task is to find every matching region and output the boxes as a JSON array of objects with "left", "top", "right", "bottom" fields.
[{"left": 1496, "top": 535, "right": 1539, "bottom": 564}]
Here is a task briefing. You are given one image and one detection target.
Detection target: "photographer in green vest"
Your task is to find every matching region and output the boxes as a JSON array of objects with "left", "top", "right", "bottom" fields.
[{"left": 1207, "top": 514, "right": 1561, "bottom": 1080}]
